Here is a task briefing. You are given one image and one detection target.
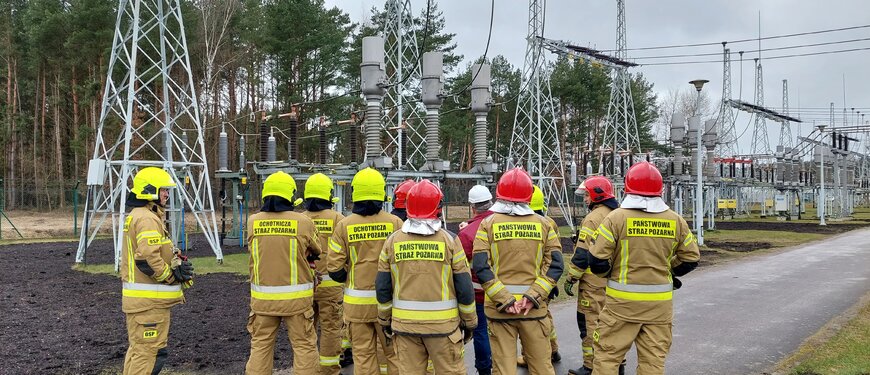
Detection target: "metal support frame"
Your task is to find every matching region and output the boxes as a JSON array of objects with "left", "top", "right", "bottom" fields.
[
  {"left": 750, "top": 59, "right": 772, "bottom": 156},
  {"left": 509, "top": 0, "right": 573, "bottom": 228},
  {"left": 76, "top": 0, "right": 223, "bottom": 268},
  {"left": 718, "top": 46, "right": 738, "bottom": 157}
]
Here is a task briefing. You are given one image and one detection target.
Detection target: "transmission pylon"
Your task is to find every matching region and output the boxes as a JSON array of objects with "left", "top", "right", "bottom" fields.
[
  {"left": 599, "top": 0, "right": 641, "bottom": 175},
  {"left": 381, "top": 0, "right": 427, "bottom": 170},
  {"left": 509, "top": 0, "right": 573, "bottom": 228},
  {"left": 750, "top": 58, "right": 772, "bottom": 155},
  {"left": 779, "top": 79, "right": 793, "bottom": 149},
  {"left": 76, "top": 0, "right": 223, "bottom": 268},
  {"left": 717, "top": 46, "right": 738, "bottom": 157}
]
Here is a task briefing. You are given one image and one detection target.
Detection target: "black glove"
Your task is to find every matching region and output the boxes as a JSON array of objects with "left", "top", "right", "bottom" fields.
[
  {"left": 548, "top": 285, "right": 559, "bottom": 300},
  {"left": 564, "top": 278, "right": 576, "bottom": 297},
  {"left": 460, "top": 324, "right": 474, "bottom": 344},
  {"left": 673, "top": 277, "right": 682, "bottom": 290},
  {"left": 382, "top": 325, "right": 394, "bottom": 340},
  {"left": 172, "top": 260, "right": 194, "bottom": 282}
]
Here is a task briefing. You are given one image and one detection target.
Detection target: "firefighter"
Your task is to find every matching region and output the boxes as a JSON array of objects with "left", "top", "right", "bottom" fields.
[
  {"left": 390, "top": 179, "right": 416, "bottom": 221},
  {"left": 517, "top": 185, "right": 562, "bottom": 367},
  {"left": 245, "top": 171, "right": 323, "bottom": 374},
  {"left": 121, "top": 167, "right": 193, "bottom": 375},
  {"left": 457, "top": 185, "right": 494, "bottom": 375},
  {"left": 564, "top": 176, "right": 620, "bottom": 375},
  {"left": 300, "top": 173, "right": 346, "bottom": 375},
  {"left": 327, "top": 167, "right": 404, "bottom": 375},
  {"left": 472, "top": 168, "right": 564, "bottom": 375},
  {"left": 376, "top": 180, "right": 477, "bottom": 374},
  {"left": 588, "top": 162, "right": 700, "bottom": 375}
]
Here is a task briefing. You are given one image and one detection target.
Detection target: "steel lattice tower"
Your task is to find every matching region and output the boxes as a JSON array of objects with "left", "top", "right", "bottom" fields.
[
  {"left": 779, "top": 79, "right": 793, "bottom": 149},
  {"left": 381, "top": 0, "right": 427, "bottom": 170},
  {"left": 509, "top": 0, "right": 572, "bottom": 228},
  {"left": 750, "top": 59, "right": 772, "bottom": 155},
  {"left": 599, "top": 0, "right": 640, "bottom": 174},
  {"left": 76, "top": 0, "right": 222, "bottom": 268},
  {"left": 717, "top": 47, "right": 738, "bottom": 157}
]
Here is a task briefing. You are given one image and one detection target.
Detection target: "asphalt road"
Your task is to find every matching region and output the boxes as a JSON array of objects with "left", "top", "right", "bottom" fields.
[{"left": 460, "top": 227, "right": 870, "bottom": 374}]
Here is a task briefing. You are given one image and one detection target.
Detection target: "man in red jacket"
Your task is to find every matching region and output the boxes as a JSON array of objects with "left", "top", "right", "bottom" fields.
[{"left": 458, "top": 185, "right": 495, "bottom": 375}]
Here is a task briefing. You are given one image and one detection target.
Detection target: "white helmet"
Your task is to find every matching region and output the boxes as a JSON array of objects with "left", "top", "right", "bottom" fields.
[{"left": 468, "top": 185, "right": 493, "bottom": 204}]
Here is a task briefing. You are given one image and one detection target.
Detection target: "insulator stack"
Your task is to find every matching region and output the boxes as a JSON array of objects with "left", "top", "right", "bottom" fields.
[
  {"left": 259, "top": 119, "right": 268, "bottom": 162},
  {"left": 218, "top": 128, "right": 229, "bottom": 172},
  {"left": 288, "top": 111, "right": 298, "bottom": 161}
]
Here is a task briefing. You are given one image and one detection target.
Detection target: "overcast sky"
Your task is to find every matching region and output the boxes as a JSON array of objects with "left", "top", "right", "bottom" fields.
[{"left": 324, "top": 0, "right": 870, "bottom": 153}]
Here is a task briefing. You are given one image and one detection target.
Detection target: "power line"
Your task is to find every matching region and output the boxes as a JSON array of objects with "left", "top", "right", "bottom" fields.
[
  {"left": 444, "top": 0, "right": 495, "bottom": 98},
  {"left": 631, "top": 37, "right": 870, "bottom": 60},
  {"left": 641, "top": 46, "right": 870, "bottom": 66},
  {"left": 599, "top": 23, "right": 870, "bottom": 52}
]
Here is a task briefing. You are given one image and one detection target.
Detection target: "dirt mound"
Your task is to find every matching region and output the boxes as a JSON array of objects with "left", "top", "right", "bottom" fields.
[
  {"left": 704, "top": 240, "right": 773, "bottom": 252},
  {"left": 691, "top": 221, "right": 869, "bottom": 234}
]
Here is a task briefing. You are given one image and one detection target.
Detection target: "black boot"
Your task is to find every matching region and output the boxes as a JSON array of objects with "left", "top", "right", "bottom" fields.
[
  {"left": 476, "top": 368, "right": 492, "bottom": 375},
  {"left": 568, "top": 366, "right": 592, "bottom": 375},
  {"left": 339, "top": 347, "right": 353, "bottom": 367},
  {"left": 618, "top": 359, "right": 626, "bottom": 375},
  {"left": 551, "top": 351, "right": 561, "bottom": 363}
]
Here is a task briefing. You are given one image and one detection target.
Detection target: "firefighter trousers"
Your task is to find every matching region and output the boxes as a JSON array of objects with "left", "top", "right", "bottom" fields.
[
  {"left": 592, "top": 308, "right": 672, "bottom": 375},
  {"left": 348, "top": 321, "right": 399, "bottom": 374},
  {"left": 578, "top": 284, "right": 605, "bottom": 369},
  {"left": 123, "top": 308, "right": 170, "bottom": 375},
  {"left": 489, "top": 318, "right": 553, "bottom": 375},
  {"left": 314, "top": 298, "right": 343, "bottom": 374},
  {"left": 245, "top": 309, "right": 319, "bottom": 375},
  {"left": 395, "top": 330, "right": 466, "bottom": 374}
]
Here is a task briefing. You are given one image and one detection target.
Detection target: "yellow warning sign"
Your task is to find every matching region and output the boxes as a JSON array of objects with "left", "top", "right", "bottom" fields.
[
  {"left": 313, "top": 219, "right": 334, "bottom": 234},
  {"left": 347, "top": 223, "right": 394, "bottom": 242},
  {"left": 253, "top": 219, "right": 298, "bottom": 236},
  {"left": 492, "top": 222, "right": 543, "bottom": 241},
  {"left": 727, "top": 199, "right": 737, "bottom": 209},
  {"left": 626, "top": 218, "right": 677, "bottom": 239},
  {"left": 717, "top": 199, "right": 728, "bottom": 209},
  {"left": 394, "top": 241, "right": 445, "bottom": 262}
]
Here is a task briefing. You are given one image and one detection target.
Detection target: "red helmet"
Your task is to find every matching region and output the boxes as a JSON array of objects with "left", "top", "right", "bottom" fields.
[
  {"left": 581, "top": 176, "right": 615, "bottom": 203},
  {"left": 406, "top": 179, "right": 443, "bottom": 219},
  {"left": 393, "top": 180, "right": 416, "bottom": 209},
  {"left": 496, "top": 168, "right": 534, "bottom": 203},
  {"left": 624, "top": 162, "right": 663, "bottom": 197}
]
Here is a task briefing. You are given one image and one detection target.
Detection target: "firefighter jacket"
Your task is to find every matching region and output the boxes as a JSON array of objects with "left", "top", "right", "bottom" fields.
[
  {"left": 567, "top": 204, "right": 612, "bottom": 288},
  {"left": 471, "top": 212, "right": 564, "bottom": 321},
  {"left": 121, "top": 203, "right": 185, "bottom": 314},
  {"left": 247, "top": 210, "right": 323, "bottom": 316},
  {"left": 458, "top": 210, "right": 494, "bottom": 304},
  {"left": 327, "top": 211, "right": 404, "bottom": 323},
  {"left": 303, "top": 208, "right": 346, "bottom": 301},
  {"left": 589, "top": 208, "right": 701, "bottom": 324},
  {"left": 375, "top": 230, "right": 478, "bottom": 336}
]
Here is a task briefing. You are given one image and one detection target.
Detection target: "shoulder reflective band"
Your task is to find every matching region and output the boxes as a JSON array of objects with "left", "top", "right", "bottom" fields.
[
  {"left": 347, "top": 223, "right": 394, "bottom": 243},
  {"left": 328, "top": 238, "right": 342, "bottom": 253},
  {"left": 122, "top": 282, "right": 183, "bottom": 299},
  {"left": 491, "top": 222, "right": 543, "bottom": 241},
  {"left": 313, "top": 219, "right": 334, "bottom": 234},
  {"left": 252, "top": 219, "right": 299, "bottom": 236},
  {"left": 344, "top": 288, "right": 377, "bottom": 305},
  {"left": 597, "top": 225, "right": 615, "bottom": 243},
  {"left": 393, "top": 299, "right": 459, "bottom": 320},
  {"left": 394, "top": 241, "right": 445, "bottom": 262},
  {"left": 251, "top": 283, "right": 314, "bottom": 300},
  {"left": 605, "top": 280, "right": 673, "bottom": 301},
  {"left": 123, "top": 216, "right": 133, "bottom": 232},
  {"left": 626, "top": 218, "right": 677, "bottom": 239}
]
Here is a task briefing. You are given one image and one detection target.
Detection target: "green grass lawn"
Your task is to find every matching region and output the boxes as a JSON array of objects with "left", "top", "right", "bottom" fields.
[
  {"left": 72, "top": 253, "right": 249, "bottom": 276},
  {"left": 788, "top": 302, "right": 870, "bottom": 375}
]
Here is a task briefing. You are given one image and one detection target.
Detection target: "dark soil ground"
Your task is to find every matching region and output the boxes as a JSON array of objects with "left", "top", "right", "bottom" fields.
[
  {"left": 690, "top": 220, "right": 868, "bottom": 234},
  {"left": 0, "top": 236, "right": 285, "bottom": 375}
]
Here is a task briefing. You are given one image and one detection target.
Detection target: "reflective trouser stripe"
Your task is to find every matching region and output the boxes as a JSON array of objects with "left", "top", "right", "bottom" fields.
[
  {"left": 320, "top": 355, "right": 340, "bottom": 366},
  {"left": 251, "top": 283, "right": 314, "bottom": 300},
  {"left": 320, "top": 275, "right": 343, "bottom": 288},
  {"left": 606, "top": 280, "right": 673, "bottom": 301},
  {"left": 344, "top": 288, "right": 377, "bottom": 305},
  {"left": 122, "top": 282, "right": 183, "bottom": 299},
  {"left": 341, "top": 338, "right": 351, "bottom": 349}
]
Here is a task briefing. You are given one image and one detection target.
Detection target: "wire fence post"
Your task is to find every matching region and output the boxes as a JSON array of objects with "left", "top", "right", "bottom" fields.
[{"left": 73, "top": 181, "right": 81, "bottom": 236}]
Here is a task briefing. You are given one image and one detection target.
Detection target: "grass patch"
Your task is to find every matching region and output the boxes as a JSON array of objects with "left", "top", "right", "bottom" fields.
[
  {"left": 703, "top": 230, "right": 827, "bottom": 248},
  {"left": 71, "top": 253, "right": 249, "bottom": 276},
  {"left": 787, "top": 301, "right": 870, "bottom": 375}
]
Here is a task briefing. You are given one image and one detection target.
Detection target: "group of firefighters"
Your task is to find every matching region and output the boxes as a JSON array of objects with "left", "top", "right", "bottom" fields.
[{"left": 117, "top": 161, "right": 700, "bottom": 375}]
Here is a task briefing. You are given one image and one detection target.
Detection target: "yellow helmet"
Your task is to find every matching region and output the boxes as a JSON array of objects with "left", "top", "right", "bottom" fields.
[
  {"left": 132, "top": 167, "right": 176, "bottom": 201},
  {"left": 530, "top": 185, "right": 546, "bottom": 212},
  {"left": 304, "top": 173, "right": 334, "bottom": 201},
  {"left": 262, "top": 171, "right": 297, "bottom": 202},
  {"left": 351, "top": 167, "right": 386, "bottom": 202}
]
